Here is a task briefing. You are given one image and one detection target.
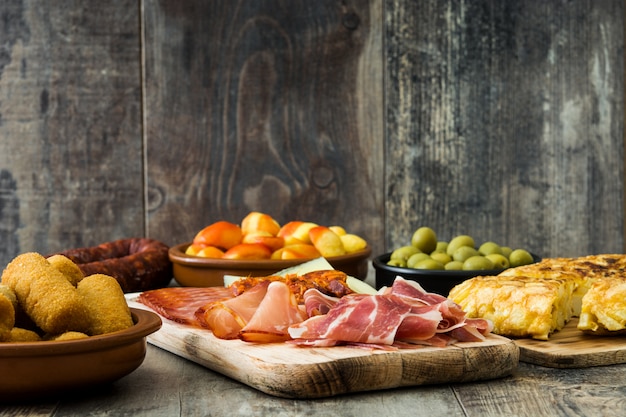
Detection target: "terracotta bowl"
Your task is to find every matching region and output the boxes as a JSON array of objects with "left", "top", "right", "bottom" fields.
[
  {"left": 0, "top": 308, "right": 162, "bottom": 401},
  {"left": 169, "top": 242, "right": 372, "bottom": 287},
  {"left": 373, "top": 252, "right": 541, "bottom": 296}
]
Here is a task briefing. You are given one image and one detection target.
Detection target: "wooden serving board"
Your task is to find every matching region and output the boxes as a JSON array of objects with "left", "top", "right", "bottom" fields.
[
  {"left": 127, "top": 298, "right": 518, "bottom": 399},
  {"left": 515, "top": 319, "right": 626, "bottom": 368}
]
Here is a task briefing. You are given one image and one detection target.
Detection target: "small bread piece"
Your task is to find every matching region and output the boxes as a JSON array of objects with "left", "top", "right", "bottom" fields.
[
  {"left": 0, "top": 293, "right": 15, "bottom": 342},
  {"left": 578, "top": 277, "right": 626, "bottom": 334},
  {"left": 9, "top": 327, "right": 41, "bottom": 342},
  {"left": 77, "top": 274, "right": 133, "bottom": 335},
  {"left": 1, "top": 252, "right": 90, "bottom": 334},
  {"left": 47, "top": 254, "right": 84, "bottom": 286},
  {"left": 449, "top": 275, "right": 575, "bottom": 340}
]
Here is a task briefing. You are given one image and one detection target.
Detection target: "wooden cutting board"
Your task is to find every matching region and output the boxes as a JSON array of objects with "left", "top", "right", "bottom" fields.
[
  {"left": 127, "top": 299, "right": 519, "bottom": 399},
  {"left": 515, "top": 319, "right": 626, "bottom": 368}
]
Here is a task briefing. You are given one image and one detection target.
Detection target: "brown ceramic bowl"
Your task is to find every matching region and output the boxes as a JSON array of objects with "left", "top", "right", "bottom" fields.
[
  {"left": 0, "top": 308, "right": 162, "bottom": 401},
  {"left": 373, "top": 252, "right": 541, "bottom": 296},
  {"left": 169, "top": 242, "right": 372, "bottom": 287}
]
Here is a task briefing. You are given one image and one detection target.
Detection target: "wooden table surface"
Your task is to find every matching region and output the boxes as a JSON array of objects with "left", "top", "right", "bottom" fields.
[{"left": 3, "top": 341, "right": 626, "bottom": 417}]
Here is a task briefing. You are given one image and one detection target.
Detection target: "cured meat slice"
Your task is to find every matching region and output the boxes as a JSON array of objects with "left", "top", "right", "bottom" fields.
[
  {"left": 230, "top": 270, "right": 352, "bottom": 303},
  {"left": 302, "top": 288, "right": 340, "bottom": 316},
  {"left": 138, "top": 287, "right": 232, "bottom": 326},
  {"left": 394, "top": 305, "right": 444, "bottom": 343},
  {"left": 196, "top": 281, "right": 270, "bottom": 339},
  {"left": 383, "top": 277, "right": 448, "bottom": 306},
  {"left": 288, "top": 294, "right": 413, "bottom": 345},
  {"left": 289, "top": 277, "right": 494, "bottom": 348},
  {"left": 239, "top": 281, "right": 307, "bottom": 343},
  {"left": 387, "top": 277, "right": 492, "bottom": 342}
]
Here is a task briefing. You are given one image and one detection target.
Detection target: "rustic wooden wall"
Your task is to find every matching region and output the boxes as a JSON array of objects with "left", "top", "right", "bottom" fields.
[
  {"left": 385, "top": 0, "right": 624, "bottom": 258},
  {"left": 0, "top": 0, "right": 623, "bottom": 272}
]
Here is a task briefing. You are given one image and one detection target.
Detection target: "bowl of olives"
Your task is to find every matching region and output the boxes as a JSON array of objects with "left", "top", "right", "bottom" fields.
[{"left": 372, "top": 227, "right": 540, "bottom": 295}]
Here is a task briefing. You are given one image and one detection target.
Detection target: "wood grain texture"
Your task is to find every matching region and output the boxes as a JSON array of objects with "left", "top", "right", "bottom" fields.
[
  {"left": 5, "top": 344, "right": 626, "bottom": 416},
  {"left": 0, "top": 0, "right": 623, "bottom": 272},
  {"left": 516, "top": 318, "right": 626, "bottom": 368},
  {"left": 384, "top": 0, "right": 624, "bottom": 258},
  {"left": 0, "top": 0, "right": 143, "bottom": 263},
  {"left": 142, "top": 0, "right": 385, "bottom": 256},
  {"left": 128, "top": 298, "right": 519, "bottom": 399}
]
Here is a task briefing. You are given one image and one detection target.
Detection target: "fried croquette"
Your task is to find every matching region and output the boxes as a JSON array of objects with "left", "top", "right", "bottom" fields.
[
  {"left": 0, "top": 293, "right": 15, "bottom": 342},
  {"left": 77, "top": 274, "right": 133, "bottom": 335},
  {"left": 50, "top": 331, "right": 89, "bottom": 341},
  {"left": 0, "top": 284, "right": 17, "bottom": 309},
  {"left": 9, "top": 327, "right": 41, "bottom": 342},
  {"left": 1, "top": 252, "right": 90, "bottom": 335},
  {"left": 46, "top": 254, "right": 84, "bottom": 286}
]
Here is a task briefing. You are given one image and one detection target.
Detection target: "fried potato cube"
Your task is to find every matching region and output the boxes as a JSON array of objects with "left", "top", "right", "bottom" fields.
[
  {"left": 77, "top": 274, "right": 133, "bottom": 335},
  {"left": 1, "top": 252, "right": 90, "bottom": 335}
]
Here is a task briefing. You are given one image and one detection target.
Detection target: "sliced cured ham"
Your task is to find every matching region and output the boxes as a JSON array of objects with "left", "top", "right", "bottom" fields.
[
  {"left": 289, "top": 277, "right": 493, "bottom": 348},
  {"left": 386, "top": 277, "right": 493, "bottom": 342},
  {"left": 289, "top": 294, "right": 415, "bottom": 346},
  {"left": 302, "top": 288, "right": 340, "bottom": 316},
  {"left": 239, "top": 281, "right": 307, "bottom": 343},
  {"left": 138, "top": 286, "right": 233, "bottom": 326},
  {"left": 138, "top": 275, "right": 494, "bottom": 349},
  {"left": 195, "top": 281, "right": 270, "bottom": 339}
]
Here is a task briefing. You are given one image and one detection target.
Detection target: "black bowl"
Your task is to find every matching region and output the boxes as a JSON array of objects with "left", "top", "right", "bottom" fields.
[{"left": 372, "top": 252, "right": 541, "bottom": 296}]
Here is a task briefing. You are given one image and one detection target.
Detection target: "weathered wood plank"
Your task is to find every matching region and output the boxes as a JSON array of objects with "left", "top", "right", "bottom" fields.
[
  {"left": 384, "top": 0, "right": 624, "bottom": 258},
  {"left": 454, "top": 362, "right": 626, "bottom": 417},
  {"left": 142, "top": 0, "right": 385, "bottom": 256},
  {"left": 0, "top": 0, "right": 143, "bottom": 267},
  {"left": 5, "top": 344, "right": 626, "bottom": 416}
]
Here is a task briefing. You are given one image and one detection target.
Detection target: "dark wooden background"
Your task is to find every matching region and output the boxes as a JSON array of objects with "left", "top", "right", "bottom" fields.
[{"left": 0, "top": 0, "right": 623, "bottom": 272}]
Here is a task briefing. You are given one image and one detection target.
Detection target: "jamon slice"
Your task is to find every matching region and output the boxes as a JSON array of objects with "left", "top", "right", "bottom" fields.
[
  {"left": 289, "top": 277, "right": 494, "bottom": 348},
  {"left": 288, "top": 294, "right": 415, "bottom": 346},
  {"left": 138, "top": 286, "right": 233, "bottom": 326},
  {"left": 239, "top": 281, "right": 307, "bottom": 343},
  {"left": 302, "top": 288, "right": 341, "bottom": 316},
  {"left": 196, "top": 281, "right": 270, "bottom": 339}
]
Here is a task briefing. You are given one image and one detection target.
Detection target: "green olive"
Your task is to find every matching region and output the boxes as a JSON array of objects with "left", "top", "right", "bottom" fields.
[
  {"left": 509, "top": 249, "right": 534, "bottom": 267},
  {"left": 390, "top": 245, "right": 420, "bottom": 261},
  {"left": 478, "top": 241, "right": 502, "bottom": 256},
  {"left": 430, "top": 252, "right": 452, "bottom": 265},
  {"left": 413, "top": 258, "right": 445, "bottom": 270},
  {"left": 411, "top": 227, "right": 438, "bottom": 254},
  {"left": 444, "top": 261, "right": 464, "bottom": 271},
  {"left": 462, "top": 255, "right": 495, "bottom": 271},
  {"left": 500, "top": 246, "right": 513, "bottom": 258},
  {"left": 387, "top": 258, "right": 407, "bottom": 267},
  {"left": 406, "top": 253, "right": 431, "bottom": 268},
  {"left": 452, "top": 246, "right": 480, "bottom": 263},
  {"left": 433, "top": 241, "right": 449, "bottom": 254},
  {"left": 486, "top": 253, "right": 510, "bottom": 269},
  {"left": 446, "top": 235, "right": 475, "bottom": 256}
]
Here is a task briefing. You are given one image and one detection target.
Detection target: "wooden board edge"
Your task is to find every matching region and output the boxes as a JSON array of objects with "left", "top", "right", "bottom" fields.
[{"left": 143, "top": 321, "right": 518, "bottom": 398}]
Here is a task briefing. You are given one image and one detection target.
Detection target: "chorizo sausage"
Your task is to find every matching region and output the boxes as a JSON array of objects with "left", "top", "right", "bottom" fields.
[{"left": 51, "top": 238, "right": 173, "bottom": 293}]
